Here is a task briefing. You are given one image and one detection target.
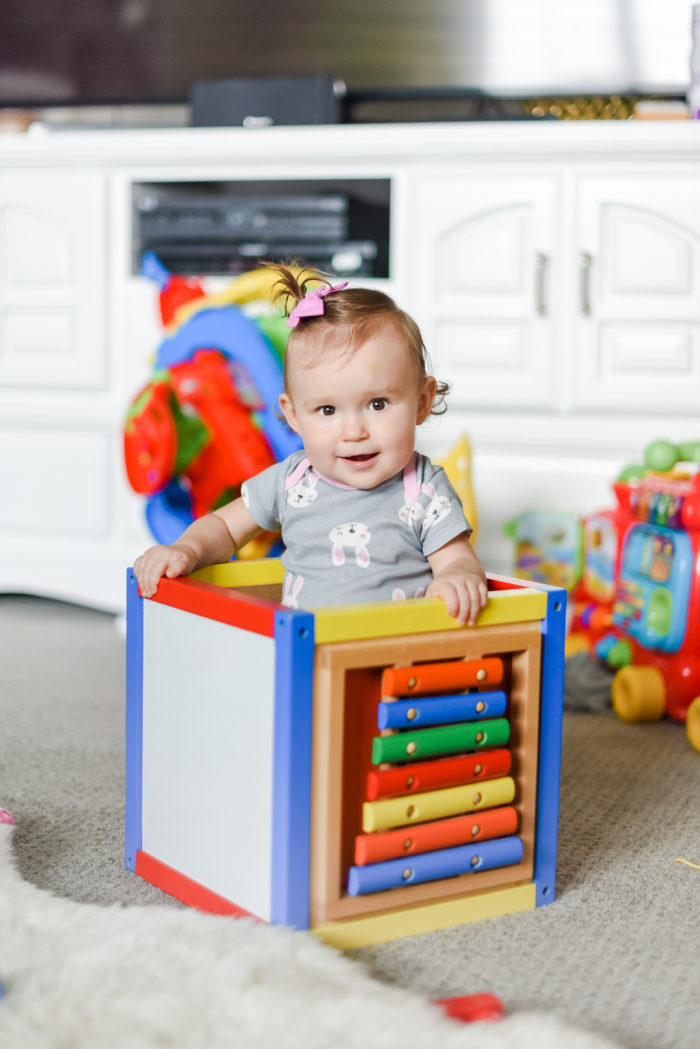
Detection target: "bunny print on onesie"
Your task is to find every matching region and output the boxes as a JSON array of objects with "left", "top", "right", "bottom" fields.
[{"left": 240, "top": 450, "right": 471, "bottom": 610}]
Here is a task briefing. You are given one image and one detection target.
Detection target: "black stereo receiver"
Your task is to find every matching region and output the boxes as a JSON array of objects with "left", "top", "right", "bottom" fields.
[{"left": 133, "top": 184, "right": 390, "bottom": 278}]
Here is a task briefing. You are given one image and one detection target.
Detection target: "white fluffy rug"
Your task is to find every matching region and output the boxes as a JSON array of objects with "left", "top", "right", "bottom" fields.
[{"left": 0, "top": 820, "right": 620, "bottom": 1049}]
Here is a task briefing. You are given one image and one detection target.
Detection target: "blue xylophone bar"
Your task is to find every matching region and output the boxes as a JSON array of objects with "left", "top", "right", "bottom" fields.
[
  {"left": 377, "top": 690, "right": 507, "bottom": 730},
  {"left": 347, "top": 835, "right": 523, "bottom": 896}
]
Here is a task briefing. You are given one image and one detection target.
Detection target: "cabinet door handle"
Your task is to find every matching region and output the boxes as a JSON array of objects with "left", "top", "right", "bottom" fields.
[
  {"left": 578, "top": 251, "right": 592, "bottom": 316},
  {"left": 535, "top": 252, "right": 548, "bottom": 316}
]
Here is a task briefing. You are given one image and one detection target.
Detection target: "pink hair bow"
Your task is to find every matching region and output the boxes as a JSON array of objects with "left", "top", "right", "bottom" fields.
[{"left": 286, "top": 281, "right": 349, "bottom": 328}]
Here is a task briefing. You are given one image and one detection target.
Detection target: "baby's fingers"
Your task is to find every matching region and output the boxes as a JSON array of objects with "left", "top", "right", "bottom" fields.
[
  {"left": 164, "top": 551, "right": 191, "bottom": 579},
  {"left": 462, "top": 578, "right": 489, "bottom": 625},
  {"left": 427, "top": 577, "right": 488, "bottom": 626},
  {"left": 426, "top": 579, "right": 465, "bottom": 624},
  {"left": 134, "top": 547, "right": 185, "bottom": 598}
]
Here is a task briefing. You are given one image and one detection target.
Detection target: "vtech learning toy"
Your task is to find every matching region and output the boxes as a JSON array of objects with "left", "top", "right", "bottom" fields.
[{"left": 569, "top": 440, "right": 700, "bottom": 753}]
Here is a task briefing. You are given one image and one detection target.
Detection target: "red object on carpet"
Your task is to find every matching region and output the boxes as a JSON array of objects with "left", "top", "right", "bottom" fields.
[{"left": 434, "top": 993, "right": 504, "bottom": 1023}]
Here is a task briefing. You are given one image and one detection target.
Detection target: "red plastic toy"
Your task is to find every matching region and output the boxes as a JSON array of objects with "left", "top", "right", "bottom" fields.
[
  {"left": 434, "top": 993, "right": 504, "bottom": 1023},
  {"left": 125, "top": 349, "right": 275, "bottom": 519}
]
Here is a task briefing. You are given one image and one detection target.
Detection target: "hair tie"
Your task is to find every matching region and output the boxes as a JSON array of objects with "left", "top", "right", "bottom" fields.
[{"left": 286, "top": 281, "right": 349, "bottom": 328}]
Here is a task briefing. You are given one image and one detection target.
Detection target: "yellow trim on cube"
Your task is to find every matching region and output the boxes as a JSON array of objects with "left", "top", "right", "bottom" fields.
[
  {"left": 311, "top": 883, "right": 536, "bottom": 949},
  {"left": 192, "top": 560, "right": 285, "bottom": 587},
  {"left": 191, "top": 560, "right": 548, "bottom": 643},
  {"left": 311, "top": 588, "right": 547, "bottom": 644}
]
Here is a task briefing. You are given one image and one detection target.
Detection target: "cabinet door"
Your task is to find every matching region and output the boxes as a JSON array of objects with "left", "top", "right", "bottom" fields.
[
  {"left": 573, "top": 173, "right": 700, "bottom": 413},
  {"left": 0, "top": 174, "right": 106, "bottom": 389},
  {"left": 411, "top": 174, "right": 560, "bottom": 409}
]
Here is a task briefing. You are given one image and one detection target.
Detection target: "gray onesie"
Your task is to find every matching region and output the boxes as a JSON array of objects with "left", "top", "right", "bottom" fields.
[{"left": 240, "top": 450, "right": 471, "bottom": 609}]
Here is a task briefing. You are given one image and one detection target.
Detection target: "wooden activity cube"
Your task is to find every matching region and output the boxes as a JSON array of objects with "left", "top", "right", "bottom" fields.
[{"left": 125, "top": 560, "right": 565, "bottom": 948}]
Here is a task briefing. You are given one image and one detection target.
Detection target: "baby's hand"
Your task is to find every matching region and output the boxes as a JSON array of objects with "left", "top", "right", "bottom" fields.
[
  {"left": 426, "top": 564, "right": 489, "bottom": 627},
  {"left": 133, "top": 543, "right": 198, "bottom": 598}
]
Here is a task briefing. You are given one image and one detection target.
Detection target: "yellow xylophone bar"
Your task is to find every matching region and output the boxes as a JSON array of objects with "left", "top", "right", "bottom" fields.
[{"left": 362, "top": 776, "right": 516, "bottom": 833}]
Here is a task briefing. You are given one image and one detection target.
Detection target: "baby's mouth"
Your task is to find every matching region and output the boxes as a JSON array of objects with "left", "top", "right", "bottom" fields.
[{"left": 342, "top": 453, "right": 378, "bottom": 462}]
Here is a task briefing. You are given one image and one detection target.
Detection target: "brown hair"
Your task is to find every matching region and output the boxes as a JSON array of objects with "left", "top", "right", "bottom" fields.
[{"left": 262, "top": 261, "right": 449, "bottom": 414}]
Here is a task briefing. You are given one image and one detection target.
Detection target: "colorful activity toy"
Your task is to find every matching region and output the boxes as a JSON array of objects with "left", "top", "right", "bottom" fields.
[
  {"left": 569, "top": 440, "right": 700, "bottom": 752},
  {"left": 124, "top": 256, "right": 301, "bottom": 546},
  {"left": 125, "top": 562, "right": 566, "bottom": 947}
]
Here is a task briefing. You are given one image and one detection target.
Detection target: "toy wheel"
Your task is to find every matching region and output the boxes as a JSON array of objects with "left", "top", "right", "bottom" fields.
[
  {"left": 124, "top": 384, "right": 177, "bottom": 494},
  {"left": 685, "top": 697, "right": 700, "bottom": 754},
  {"left": 612, "top": 666, "right": 665, "bottom": 722}
]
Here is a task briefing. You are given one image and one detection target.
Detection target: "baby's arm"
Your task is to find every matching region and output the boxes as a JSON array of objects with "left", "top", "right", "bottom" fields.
[
  {"left": 133, "top": 497, "right": 262, "bottom": 598},
  {"left": 426, "top": 533, "right": 488, "bottom": 626}
]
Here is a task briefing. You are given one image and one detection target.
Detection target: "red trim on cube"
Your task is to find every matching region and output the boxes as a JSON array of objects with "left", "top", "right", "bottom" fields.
[
  {"left": 143, "top": 576, "right": 277, "bottom": 636},
  {"left": 486, "top": 574, "right": 531, "bottom": 592},
  {"left": 135, "top": 850, "right": 264, "bottom": 920}
]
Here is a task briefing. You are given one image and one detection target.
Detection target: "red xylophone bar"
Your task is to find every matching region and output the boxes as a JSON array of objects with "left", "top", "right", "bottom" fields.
[{"left": 366, "top": 748, "right": 512, "bottom": 801}]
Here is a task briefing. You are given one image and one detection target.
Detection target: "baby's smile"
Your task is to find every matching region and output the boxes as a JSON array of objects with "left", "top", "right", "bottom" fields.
[{"left": 341, "top": 452, "right": 380, "bottom": 468}]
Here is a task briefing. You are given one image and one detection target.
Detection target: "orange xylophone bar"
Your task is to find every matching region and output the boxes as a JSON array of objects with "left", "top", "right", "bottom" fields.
[
  {"left": 354, "top": 806, "right": 519, "bottom": 866},
  {"left": 382, "top": 657, "right": 504, "bottom": 697}
]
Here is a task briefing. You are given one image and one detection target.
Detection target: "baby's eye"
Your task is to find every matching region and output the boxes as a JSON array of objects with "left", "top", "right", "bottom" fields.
[
  {"left": 317, "top": 405, "right": 335, "bottom": 416},
  {"left": 369, "top": 398, "right": 387, "bottom": 411}
]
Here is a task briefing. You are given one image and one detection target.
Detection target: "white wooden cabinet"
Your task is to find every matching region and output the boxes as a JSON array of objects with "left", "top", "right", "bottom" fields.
[
  {"left": 0, "top": 171, "right": 133, "bottom": 611},
  {"left": 411, "top": 167, "right": 700, "bottom": 416},
  {"left": 573, "top": 171, "right": 700, "bottom": 414},
  {"left": 0, "top": 122, "right": 699, "bottom": 610},
  {"left": 0, "top": 174, "right": 107, "bottom": 390},
  {"left": 410, "top": 173, "right": 562, "bottom": 410}
]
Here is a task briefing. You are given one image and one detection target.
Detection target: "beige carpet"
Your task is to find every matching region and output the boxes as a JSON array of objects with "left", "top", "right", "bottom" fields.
[{"left": 1, "top": 594, "right": 699, "bottom": 1049}]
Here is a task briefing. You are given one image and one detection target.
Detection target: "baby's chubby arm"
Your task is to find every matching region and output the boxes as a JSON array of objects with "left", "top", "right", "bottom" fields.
[
  {"left": 426, "top": 533, "right": 489, "bottom": 626},
  {"left": 133, "top": 497, "right": 262, "bottom": 598}
]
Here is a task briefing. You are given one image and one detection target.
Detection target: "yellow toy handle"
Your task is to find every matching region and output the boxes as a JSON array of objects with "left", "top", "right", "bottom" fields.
[
  {"left": 436, "top": 435, "right": 479, "bottom": 546},
  {"left": 167, "top": 265, "right": 309, "bottom": 332}
]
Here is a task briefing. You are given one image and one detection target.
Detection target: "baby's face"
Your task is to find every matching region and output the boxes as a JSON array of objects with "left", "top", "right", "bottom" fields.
[{"left": 279, "top": 321, "right": 436, "bottom": 489}]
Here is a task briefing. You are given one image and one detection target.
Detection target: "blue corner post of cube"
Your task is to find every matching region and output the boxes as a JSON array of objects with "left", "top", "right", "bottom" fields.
[
  {"left": 270, "top": 607, "right": 315, "bottom": 928},
  {"left": 533, "top": 583, "right": 567, "bottom": 906},
  {"left": 124, "top": 569, "right": 144, "bottom": 872}
]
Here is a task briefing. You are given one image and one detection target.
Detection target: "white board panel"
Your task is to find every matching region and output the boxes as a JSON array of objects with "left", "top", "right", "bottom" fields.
[{"left": 141, "top": 600, "right": 276, "bottom": 920}]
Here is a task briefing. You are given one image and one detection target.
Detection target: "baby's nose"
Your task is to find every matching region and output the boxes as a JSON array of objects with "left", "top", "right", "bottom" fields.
[{"left": 342, "top": 412, "right": 368, "bottom": 439}]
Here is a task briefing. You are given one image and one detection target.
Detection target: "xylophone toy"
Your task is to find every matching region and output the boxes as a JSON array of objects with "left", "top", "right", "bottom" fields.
[{"left": 125, "top": 561, "right": 565, "bottom": 947}]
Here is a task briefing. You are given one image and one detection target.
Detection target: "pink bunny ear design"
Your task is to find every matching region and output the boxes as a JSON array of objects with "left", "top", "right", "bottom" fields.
[
  {"left": 355, "top": 546, "right": 370, "bottom": 568},
  {"left": 332, "top": 544, "right": 345, "bottom": 566}
]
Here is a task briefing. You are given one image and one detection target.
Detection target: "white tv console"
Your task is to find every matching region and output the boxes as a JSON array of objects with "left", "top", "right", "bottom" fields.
[{"left": 1, "top": 120, "right": 699, "bottom": 612}]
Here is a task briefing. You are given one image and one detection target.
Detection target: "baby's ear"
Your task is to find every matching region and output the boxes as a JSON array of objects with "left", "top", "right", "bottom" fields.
[
  {"left": 279, "top": 392, "right": 300, "bottom": 433},
  {"left": 417, "top": 376, "right": 438, "bottom": 423}
]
